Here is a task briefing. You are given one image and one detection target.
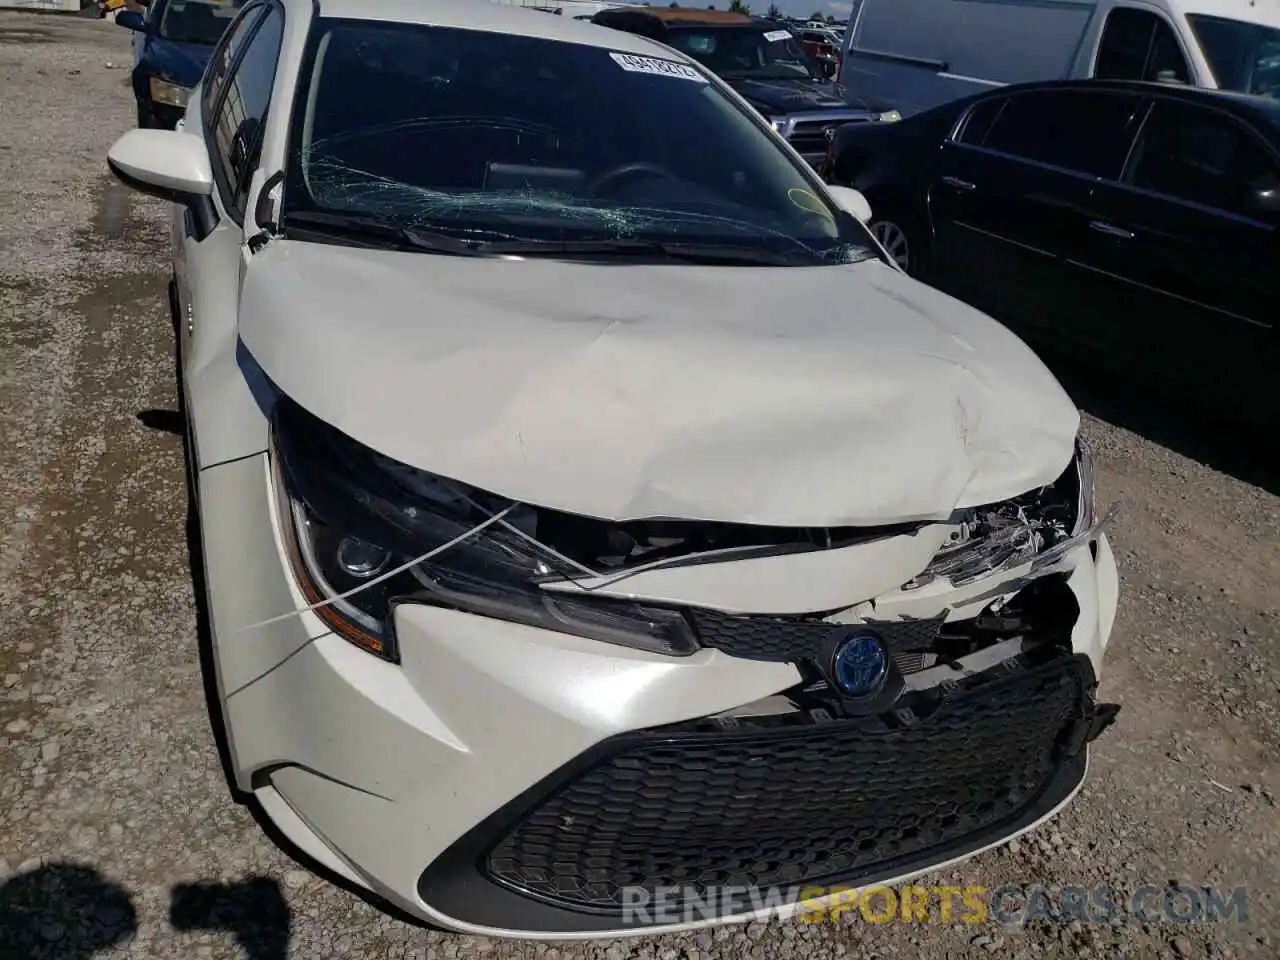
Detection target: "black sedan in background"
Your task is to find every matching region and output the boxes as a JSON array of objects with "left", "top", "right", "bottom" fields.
[{"left": 820, "top": 79, "right": 1279, "bottom": 428}]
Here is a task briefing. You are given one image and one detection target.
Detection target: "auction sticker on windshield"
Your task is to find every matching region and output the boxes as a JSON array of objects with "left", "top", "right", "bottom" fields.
[
  {"left": 763, "top": 29, "right": 793, "bottom": 42},
  {"left": 609, "top": 52, "right": 707, "bottom": 82}
]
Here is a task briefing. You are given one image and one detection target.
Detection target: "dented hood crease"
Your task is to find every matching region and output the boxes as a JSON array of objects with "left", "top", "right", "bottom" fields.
[{"left": 238, "top": 240, "right": 1080, "bottom": 526}]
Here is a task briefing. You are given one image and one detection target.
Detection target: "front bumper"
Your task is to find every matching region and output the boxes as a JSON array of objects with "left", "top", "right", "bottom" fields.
[{"left": 203, "top": 453, "right": 1120, "bottom": 939}]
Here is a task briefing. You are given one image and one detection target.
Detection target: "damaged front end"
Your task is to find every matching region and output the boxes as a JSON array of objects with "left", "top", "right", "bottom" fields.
[
  {"left": 268, "top": 396, "right": 1120, "bottom": 927},
  {"left": 903, "top": 436, "right": 1107, "bottom": 592}
]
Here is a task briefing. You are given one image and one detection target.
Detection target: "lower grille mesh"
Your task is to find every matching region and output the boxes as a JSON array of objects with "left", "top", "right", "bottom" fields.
[
  {"left": 484, "top": 657, "right": 1086, "bottom": 913},
  {"left": 689, "top": 610, "right": 944, "bottom": 662}
]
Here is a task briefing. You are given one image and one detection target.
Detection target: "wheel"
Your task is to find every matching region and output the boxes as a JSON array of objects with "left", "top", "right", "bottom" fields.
[
  {"left": 869, "top": 218, "right": 914, "bottom": 274},
  {"left": 137, "top": 103, "right": 155, "bottom": 129}
]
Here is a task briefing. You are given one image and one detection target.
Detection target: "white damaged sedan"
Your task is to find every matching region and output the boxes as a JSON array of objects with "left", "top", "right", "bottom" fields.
[{"left": 107, "top": 0, "right": 1120, "bottom": 940}]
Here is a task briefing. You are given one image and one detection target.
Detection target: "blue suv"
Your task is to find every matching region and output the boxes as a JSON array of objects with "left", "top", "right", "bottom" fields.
[{"left": 117, "top": 0, "right": 246, "bottom": 129}]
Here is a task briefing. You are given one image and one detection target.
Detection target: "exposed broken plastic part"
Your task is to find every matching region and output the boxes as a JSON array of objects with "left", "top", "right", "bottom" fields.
[
  {"left": 258, "top": 397, "right": 1106, "bottom": 650},
  {"left": 900, "top": 439, "right": 1111, "bottom": 593}
]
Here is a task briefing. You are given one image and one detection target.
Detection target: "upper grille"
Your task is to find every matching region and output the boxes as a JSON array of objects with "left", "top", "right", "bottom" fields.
[
  {"left": 787, "top": 122, "right": 840, "bottom": 156},
  {"left": 484, "top": 655, "right": 1088, "bottom": 914},
  {"left": 786, "top": 117, "right": 868, "bottom": 157},
  {"left": 690, "top": 609, "right": 945, "bottom": 662}
]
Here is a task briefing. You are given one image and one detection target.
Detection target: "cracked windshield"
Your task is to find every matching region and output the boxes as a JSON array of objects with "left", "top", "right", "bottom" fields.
[{"left": 281, "top": 21, "right": 874, "bottom": 265}]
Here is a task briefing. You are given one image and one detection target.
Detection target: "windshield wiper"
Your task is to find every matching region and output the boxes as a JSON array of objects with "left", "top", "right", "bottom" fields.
[
  {"left": 282, "top": 213, "right": 819, "bottom": 265},
  {"left": 282, "top": 209, "right": 486, "bottom": 257},
  {"left": 476, "top": 237, "right": 812, "bottom": 266}
]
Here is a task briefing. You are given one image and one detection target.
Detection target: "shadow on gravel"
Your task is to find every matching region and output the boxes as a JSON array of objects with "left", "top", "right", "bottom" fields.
[
  {"left": 1036, "top": 347, "right": 1280, "bottom": 496},
  {"left": 170, "top": 877, "right": 291, "bottom": 960},
  {"left": 136, "top": 408, "right": 184, "bottom": 435},
  {"left": 0, "top": 863, "right": 136, "bottom": 959},
  {"left": 0, "top": 863, "right": 293, "bottom": 959}
]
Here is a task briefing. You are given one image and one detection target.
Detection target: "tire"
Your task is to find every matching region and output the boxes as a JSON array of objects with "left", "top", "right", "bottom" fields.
[{"left": 137, "top": 102, "right": 155, "bottom": 129}]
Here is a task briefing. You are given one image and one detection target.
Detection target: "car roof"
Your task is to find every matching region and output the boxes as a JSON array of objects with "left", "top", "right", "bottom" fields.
[
  {"left": 973, "top": 78, "right": 1280, "bottom": 132},
  {"left": 594, "top": 7, "right": 756, "bottom": 27},
  {"left": 309, "top": 0, "right": 682, "bottom": 57}
]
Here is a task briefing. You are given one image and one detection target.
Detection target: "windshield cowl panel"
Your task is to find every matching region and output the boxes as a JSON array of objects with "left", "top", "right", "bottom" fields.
[{"left": 280, "top": 19, "right": 870, "bottom": 266}]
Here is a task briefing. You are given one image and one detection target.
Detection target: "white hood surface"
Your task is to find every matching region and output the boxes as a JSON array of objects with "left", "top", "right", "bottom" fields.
[{"left": 238, "top": 240, "right": 1080, "bottom": 527}]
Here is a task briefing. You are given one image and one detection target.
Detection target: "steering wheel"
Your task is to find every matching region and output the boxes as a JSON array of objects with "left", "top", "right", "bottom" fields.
[{"left": 587, "top": 161, "right": 679, "bottom": 197}]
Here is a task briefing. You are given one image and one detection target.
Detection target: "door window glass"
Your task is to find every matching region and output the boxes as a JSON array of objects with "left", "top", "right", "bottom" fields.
[
  {"left": 201, "top": 3, "right": 261, "bottom": 118},
  {"left": 977, "top": 89, "right": 1142, "bottom": 178},
  {"left": 210, "top": 3, "right": 285, "bottom": 220},
  {"left": 1125, "top": 101, "right": 1280, "bottom": 216},
  {"left": 956, "top": 97, "right": 1004, "bottom": 145},
  {"left": 1094, "top": 8, "right": 1190, "bottom": 83}
]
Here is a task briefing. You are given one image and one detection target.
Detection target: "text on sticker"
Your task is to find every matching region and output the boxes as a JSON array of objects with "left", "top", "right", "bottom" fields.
[
  {"left": 609, "top": 52, "right": 707, "bottom": 83},
  {"left": 763, "top": 29, "right": 793, "bottom": 43}
]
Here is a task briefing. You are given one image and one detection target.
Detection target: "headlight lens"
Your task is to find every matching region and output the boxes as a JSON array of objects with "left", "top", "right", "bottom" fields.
[
  {"left": 270, "top": 400, "right": 698, "bottom": 662},
  {"left": 876, "top": 110, "right": 902, "bottom": 123},
  {"left": 149, "top": 77, "right": 191, "bottom": 108}
]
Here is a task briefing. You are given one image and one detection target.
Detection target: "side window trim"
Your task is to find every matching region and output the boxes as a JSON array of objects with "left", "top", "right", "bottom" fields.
[
  {"left": 952, "top": 142, "right": 1105, "bottom": 186},
  {"left": 1116, "top": 97, "right": 1154, "bottom": 180},
  {"left": 205, "top": 1, "right": 285, "bottom": 225}
]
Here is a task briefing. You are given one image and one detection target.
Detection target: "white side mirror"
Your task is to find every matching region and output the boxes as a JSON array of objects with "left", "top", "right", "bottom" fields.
[
  {"left": 107, "top": 128, "right": 213, "bottom": 206},
  {"left": 826, "top": 185, "right": 872, "bottom": 222}
]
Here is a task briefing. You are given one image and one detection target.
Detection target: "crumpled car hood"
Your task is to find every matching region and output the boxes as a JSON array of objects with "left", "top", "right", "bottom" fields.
[{"left": 238, "top": 240, "right": 1079, "bottom": 527}]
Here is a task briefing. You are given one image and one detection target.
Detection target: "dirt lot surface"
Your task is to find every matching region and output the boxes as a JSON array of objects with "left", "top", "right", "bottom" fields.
[{"left": 0, "top": 13, "right": 1277, "bottom": 960}]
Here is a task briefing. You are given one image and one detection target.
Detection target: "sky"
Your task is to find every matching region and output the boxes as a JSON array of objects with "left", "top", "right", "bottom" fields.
[{"left": 699, "top": 1, "right": 853, "bottom": 21}]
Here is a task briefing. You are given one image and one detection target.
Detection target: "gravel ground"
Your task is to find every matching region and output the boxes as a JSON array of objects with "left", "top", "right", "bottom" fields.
[{"left": 0, "top": 14, "right": 1277, "bottom": 960}]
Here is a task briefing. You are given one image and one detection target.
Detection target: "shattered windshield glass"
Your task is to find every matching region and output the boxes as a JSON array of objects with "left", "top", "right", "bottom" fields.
[{"left": 281, "top": 20, "right": 873, "bottom": 265}]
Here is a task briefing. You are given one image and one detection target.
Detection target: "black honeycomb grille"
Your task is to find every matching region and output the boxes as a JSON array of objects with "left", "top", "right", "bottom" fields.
[
  {"left": 484, "top": 657, "right": 1086, "bottom": 913},
  {"left": 689, "top": 609, "right": 944, "bottom": 662}
]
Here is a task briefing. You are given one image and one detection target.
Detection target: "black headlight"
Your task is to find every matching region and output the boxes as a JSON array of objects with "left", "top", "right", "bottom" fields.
[{"left": 269, "top": 399, "right": 699, "bottom": 662}]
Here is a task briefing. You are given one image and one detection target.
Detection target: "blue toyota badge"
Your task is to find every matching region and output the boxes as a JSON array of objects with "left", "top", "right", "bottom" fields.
[{"left": 832, "top": 632, "right": 888, "bottom": 697}]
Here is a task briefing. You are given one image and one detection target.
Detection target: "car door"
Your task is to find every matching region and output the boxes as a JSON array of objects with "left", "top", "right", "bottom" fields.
[
  {"left": 927, "top": 87, "right": 1145, "bottom": 343},
  {"left": 1076, "top": 97, "right": 1279, "bottom": 418},
  {"left": 174, "top": 0, "right": 286, "bottom": 467}
]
